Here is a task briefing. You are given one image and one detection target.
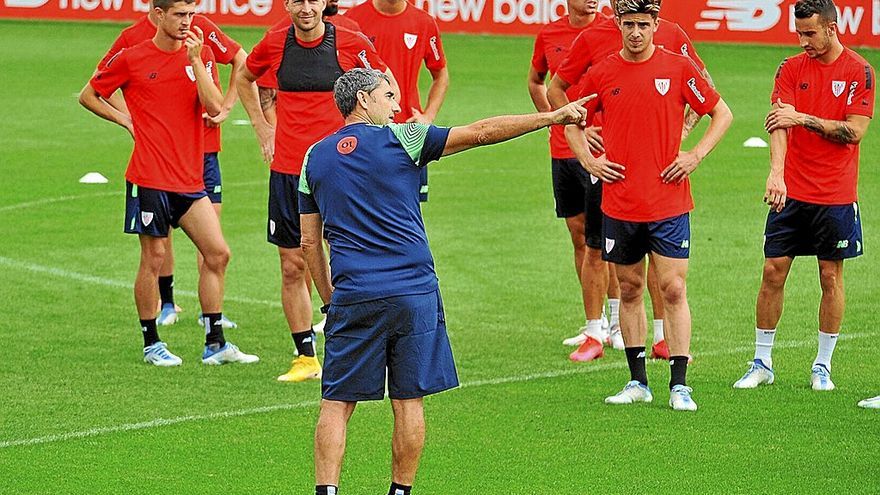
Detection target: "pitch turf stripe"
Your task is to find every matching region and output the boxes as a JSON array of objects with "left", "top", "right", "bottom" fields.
[
  {"left": 0, "top": 332, "right": 872, "bottom": 450},
  {"left": 0, "top": 256, "right": 282, "bottom": 308}
]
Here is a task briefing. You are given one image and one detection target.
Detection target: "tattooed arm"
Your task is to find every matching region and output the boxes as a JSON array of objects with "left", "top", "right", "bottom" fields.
[{"left": 765, "top": 98, "right": 871, "bottom": 144}]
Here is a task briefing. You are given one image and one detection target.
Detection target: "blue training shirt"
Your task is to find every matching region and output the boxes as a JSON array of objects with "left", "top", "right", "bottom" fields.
[{"left": 298, "top": 122, "right": 451, "bottom": 305}]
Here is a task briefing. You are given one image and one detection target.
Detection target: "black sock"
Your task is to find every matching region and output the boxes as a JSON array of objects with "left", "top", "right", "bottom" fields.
[
  {"left": 158, "top": 275, "right": 174, "bottom": 307},
  {"left": 388, "top": 483, "right": 412, "bottom": 495},
  {"left": 625, "top": 346, "right": 648, "bottom": 386},
  {"left": 203, "top": 313, "right": 226, "bottom": 348},
  {"left": 140, "top": 318, "right": 160, "bottom": 347},
  {"left": 292, "top": 329, "right": 316, "bottom": 357},
  {"left": 670, "top": 355, "right": 689, "bottom": 388},
  {"left": 315, "top": 485, "right": 337, "bottom": 495}
]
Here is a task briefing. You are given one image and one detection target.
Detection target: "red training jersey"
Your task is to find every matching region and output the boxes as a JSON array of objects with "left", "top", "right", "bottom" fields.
[
  {"left": 532, "top": 14, "right": 610, "bottom": 158},
  {"left": 246, "top": 24, "right": 386, "bottom": 175},
  {"left": 255, "top": 14, "right": 362, "bottom": 89},
  {"left": 578, "top": 48, "right": 720, "bottom": 222},
  {"left": 345, "top": 1, "right": 446, "bottom": 123},
  {"left": 97, "top": 15, "right": 241, "bottom": 154},
  {"left": 772, "top": 48, "right": 875, "bottom": 205},
  {"left": 90, "top": 41, "right": 216, "bottom": 193}
]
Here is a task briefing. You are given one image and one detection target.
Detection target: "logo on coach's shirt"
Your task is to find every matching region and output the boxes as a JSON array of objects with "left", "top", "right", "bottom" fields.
[
  {"left": 832, "top": 80, "right": 846, "bottom": 98},
  {"left": 337, "top": 136, "right": 358, "bottom": 155},
  {"left": 687, "top": 78, "right": 706, "bottom": 103},
  {"left": 185, "top": 66, "right": 196, "bottom": 82},
  {"left": 655, "top": 79, "right": 670, "bottom": 96},
  {"left": 404, "top": 33, "right": 418, "bottom": 50}
]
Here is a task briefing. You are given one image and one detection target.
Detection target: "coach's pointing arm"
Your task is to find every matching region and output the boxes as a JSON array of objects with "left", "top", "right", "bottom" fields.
[{"left": 440, "top": 96, "right": 594, "bottom": 156}]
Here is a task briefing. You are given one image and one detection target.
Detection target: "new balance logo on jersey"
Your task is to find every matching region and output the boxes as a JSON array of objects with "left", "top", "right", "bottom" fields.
[
  {"left": 655, "top": 79, "right": 670, "bottom": 96},
  {"left": 141, "top": 212, "right": 154, "bottom": 227},
  {"left": 208, "top": 31, "right": 228, "bottom": 53},
  {"left": 832, "top": 80, "right": 846, "bottom": 97},
  {"left": 687, "top": 78, "right": 706, "bottom": 103},
  {"left": 605, "top": 238, "right": 615, "bottom": 253},
  {"left": 404, "top": 33, "right": 418, "bottom": 50},
  {"left": 695, "top": 0, "right": 783, "bottom": 32},
  {"left": 185, "top": 66, "right": 196, "bottom": 82}
]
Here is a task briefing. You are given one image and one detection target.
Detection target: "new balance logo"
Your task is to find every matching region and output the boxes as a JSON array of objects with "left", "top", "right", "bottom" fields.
[
  {"left": 637, "top": 351, "right": 646, "bottom": 359},
  {"left": 680, "top": 240, "right": 690, "bottom": 249},
  {"left": 695, "top": 0, "right": 783, "bottom": 32},
  {"left": 837, "top": 240, "right": 850, "bottom": 249}
]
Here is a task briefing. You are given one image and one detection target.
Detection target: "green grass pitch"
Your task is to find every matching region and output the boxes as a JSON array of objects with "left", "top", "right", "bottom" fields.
[{"left": 0, "top": 19, "right": 878, "bottom": 494}]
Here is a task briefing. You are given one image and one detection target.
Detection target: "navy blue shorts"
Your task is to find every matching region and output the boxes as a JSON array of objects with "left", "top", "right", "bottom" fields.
[
  {"left": 124, "top": 182, "right": 206, "bottom": 237},
  {"left": 764, "top": 198, "right": 863, "bottom": 260},
  {"left": 267, "top": 170, "right": 302, "bottom": 248},
  {"left": 203, "top": 152, "right": 222, "bottom": 204},
  {"left": 602, "top": 213, "right": 690, "bottom": 265},
  {"left": 419, "top": 166, "right": 429, "bottom": 202},
  {"left": 551, "top": 158, "right": 603, "bottom": 249},
  {"left": 322, "top": 290, "right": 459, "bottom": 402}
]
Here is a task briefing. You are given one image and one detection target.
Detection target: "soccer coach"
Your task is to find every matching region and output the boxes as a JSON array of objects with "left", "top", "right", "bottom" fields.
[{"left": 299, "top": 68, "right": 593, "bottom": 495}]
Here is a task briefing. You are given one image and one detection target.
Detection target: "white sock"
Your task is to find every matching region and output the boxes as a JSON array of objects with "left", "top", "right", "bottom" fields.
[
  {"left": 585, "top": 319, "right": 605, "bottom": 342},
  {"left": 754, "top": 327, "right": 776, "bottom": 367},
  {"left": 652, "top": 319, "right": 664, "bottom": 344},
  {"left": 608, "top": 299, "right": 620, "bottom": 324},
  {"left": 814, "top": 331, "right": 839, "bottom": 371}
]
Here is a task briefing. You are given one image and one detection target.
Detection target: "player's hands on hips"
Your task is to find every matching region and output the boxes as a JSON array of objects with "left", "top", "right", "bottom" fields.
[
  {"left": 585, "top": 126, "right": 604, "bottom": 155},
  {"left": 764, "top": 172, "right": 787, "bottom": 212},
  {"left": 765, "top": 98, "right": 802, "bottom": 133},
  {"left": 185, "top": 26, "right": 205, "bottom": 62},
  {"left": 583, "top": 156, "right": 625, "bottom": 183},
  {"left": 661, "top": 150, "right": 701, "bottom": 184},
  {"left": 553, "top": 94, "right": 595, "bottom": 127},
  {"left": 121, "top": 114, "right": 135, "bottom": 140},
  {"left": 204, "top": 107, "right": 231, "bottom": 128},
  {"left": 405, "top": 108, "right": 433, "bottom": 124}
]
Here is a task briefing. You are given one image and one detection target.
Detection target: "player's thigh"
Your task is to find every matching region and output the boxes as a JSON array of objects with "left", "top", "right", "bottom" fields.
[
  {"left": 647, "top": 213, "right": 690, "bottom": 261},
  {"left": 552, "top": 158, "right": 590, "bottom": 219},
  {"left": 267, "top": 171, "right": 302, "bottom": 249},
  {"left": 178, "top": 197, "right": 228, "bottom": 258},
  {"left": 763, "top": 199, "right": 812, "bottom": 258}
]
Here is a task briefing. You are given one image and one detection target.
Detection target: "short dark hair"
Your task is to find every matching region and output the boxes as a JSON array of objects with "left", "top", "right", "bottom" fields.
[
  {"left": 615, "top": 0, "right": 661, "bottom": 18},
  {"left": 794, "top": 0, "right": 838, "bottom": 25},
  {"left": 334, "top": 68, "right": 391, "bottom": 117},
  {"left": 153, "top": 0, "right": 195, "bottom": 11}
]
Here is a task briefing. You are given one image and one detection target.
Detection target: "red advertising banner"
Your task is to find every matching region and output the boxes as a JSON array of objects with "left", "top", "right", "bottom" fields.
[{"left": 1, "top": 0, "right": 878, "bottom": 47}]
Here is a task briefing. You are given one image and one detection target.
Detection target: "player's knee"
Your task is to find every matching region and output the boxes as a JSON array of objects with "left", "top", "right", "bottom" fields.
[
  {"left": 761, "top": 261, "right": 789, "bottom": 288},
  {"left": 819, "top": 264, "right": 843, "bottom": 293},
  {"left": 203, "top": 246, "right": 231, "bottom": 272},
  {"left": 280, "top": 251, "right": 307, "bottom": 281},
  {"left": 660, "top": 277, "right": 687, "bottom": 306},
  {"left": 584, "top": 247, "right": 604, "bottom": 269},
  {"left": 618, "top": 278, "right": 644, "bottom": 303}
]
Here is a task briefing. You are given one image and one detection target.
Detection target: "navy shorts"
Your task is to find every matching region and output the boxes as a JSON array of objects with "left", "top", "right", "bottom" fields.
[
  {"left": 419, "top": 166, "right": 429, "bottom": 202},
  {"left": 124, "top": 182, "right": 206, "bottom": 237},
  {"left": 322, "top": 290, "right": 459, "bottom": 402},
  {"left": 764, "top": 198, "right": 863, "bottom": 260},
  {"left": 267, "top": 170, "right": 302, "bottom": 248},
  {"left": 203, "top": 152, "right": 222, "bottom": 204},
  {"left": 603, "top": 213, "right": 690, "bottom": 265},
  {"left": 551, "top": 158, "right": 603, "bottom": 249}
]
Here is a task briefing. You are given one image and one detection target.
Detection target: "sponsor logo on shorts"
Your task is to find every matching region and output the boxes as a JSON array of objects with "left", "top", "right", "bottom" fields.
[
  {"left": 832, "top": 80, "right": 846, "bottom": 97},
  {"left": 141, "top": 211, "right": 154, "bottom": 227},
  {"left": 337, "top": 136, "right": 358, "bottom": 155},
  {"left": 687, "top": 78, "right": 706, "bottom": 103},
  {"left": 837, "top": 240, "right": 850, "bottom": 249},
  {"left": 404, "top": 33, "right": 418, "bottom": 50},
  {"left": 605, "top": 238, "right": 615, "bottom": 253},
  {"left": 655, "top": 78, "right": 670, "bottom": 96}
]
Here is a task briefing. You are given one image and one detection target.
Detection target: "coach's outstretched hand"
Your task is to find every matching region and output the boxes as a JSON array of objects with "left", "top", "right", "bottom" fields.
[
  {"left": 552, "top": 95, "right": 595, "bottom": 127},
  {"left": 185, "top": 26, "right": 205, "bottom": 62}
]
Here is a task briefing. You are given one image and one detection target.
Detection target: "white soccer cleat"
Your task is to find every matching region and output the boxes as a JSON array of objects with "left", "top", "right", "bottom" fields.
[
  {"left": 313, "top": 316, "right": 327, "bottom": 334},
  {"left": 143, "top": 342, "right": 182, "bottom": 367},
  {"left": 157, "top": 304, "right": 179, "bottom": 326},
  {"left": 857, "top": 396, "right": 880, "bottom": 409},
  {"left": 606, "top": 324, "right": 624, "bottom": 350},
  {"left": 605, "top": 380, "right": 653, "bottom": 405},
  {"left": 810, "top": 364, "right": 835, "bottom": 391},
  {"left": 669, "top": 384, "right": 698, "bottom": 411},
  {"left": 733, "top": 359, "right": 775, "bottom": 389},
  {"left": 202, "top": 342, "right": 260, "bottom": 365},
  {"left": 562, "top": 326, "right": 589, "bottom": 346}
]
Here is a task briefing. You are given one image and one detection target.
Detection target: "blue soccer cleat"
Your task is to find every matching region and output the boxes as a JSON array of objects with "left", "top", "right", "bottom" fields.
[{"left": 143, "top": 342, "right": 182, "bottom": 367}]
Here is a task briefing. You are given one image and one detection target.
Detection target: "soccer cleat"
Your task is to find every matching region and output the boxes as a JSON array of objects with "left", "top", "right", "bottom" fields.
[
  {"left": 569, "top": 336, "right": 605, "bottom": 362},
  {"left": 198, "top": 314, "right": 238, "bottom": 330},
  {"left": 562, "top": 326, "right": 589, "bottom": 347},
  {"left": 277, "top": 355, "right": 322, "bottom": 382},
  {"left": 857, "top": 396, "right": 880, "bottom": 409},
  {"left": 605, "top": 380, "right": 653, "bottom": 404},
  {"left": 312, "top": 316, "right": 327, "bottom": 334},
  {"left": 733, "top": 359, "right": 775, "bottom": 389},
  {"left": 669, "top": 384, "right": 698, "bottom": 411},
  {"left": 202, "top": 342, "right": 260, "bottom": 365},
  {"left": 143, "top": 342, "right": 182, "bottom": 367},
  {"left": 606, "top": 325, "right": 625, "bottom": 350},
  {"left": 810, "top": 364, "right": 835, "bottom": 391},
  {"left": 157, "top": 304, "right": 179, "bottom": 326},
  {"left": 651, "top": 340, "right": 670, "bottom": 360}
]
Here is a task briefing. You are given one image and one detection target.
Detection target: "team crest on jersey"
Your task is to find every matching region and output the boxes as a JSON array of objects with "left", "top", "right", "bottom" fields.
[
  {"left": 185, "top": 66, "right": 196, "bottom": 82},
  {"left": 832, "top": 80, "right": 846, "bottom": 97},
  {"left": 605, "top": 238, "right": 615, "bottom": 253},
  {"left": 655, "top": 79, "right": 671, "bottom": 96},
  {"left": 404, "top": 33, "right": 418, "bottom": 50},
  {"left": 141, "top": 212, "right": 154, "bottom": 227}
]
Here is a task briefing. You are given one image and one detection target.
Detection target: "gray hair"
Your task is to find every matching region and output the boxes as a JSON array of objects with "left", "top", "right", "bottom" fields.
[
  {"left": 614, "top": 0, "right": 661, "bottom": 17},
  {"left": 334, "top": 68, "right": 391, "bottom": 118}
]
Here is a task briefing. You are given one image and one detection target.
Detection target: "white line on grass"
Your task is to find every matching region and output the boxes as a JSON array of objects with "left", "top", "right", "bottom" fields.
[{"left": 1, "top": 332, "right": 872, "bottom": 450}]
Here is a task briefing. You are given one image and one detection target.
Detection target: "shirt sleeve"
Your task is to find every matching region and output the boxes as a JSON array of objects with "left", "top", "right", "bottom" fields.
[
  {"left": 356, "top": 33, "right": 388, "bottom": 72},
  {"left": 423, "top": 18, "right": 446, "bottom": 71},
  {"left": 90, "top": 50, "right": 130, "bottom": 99},
  {"left": 846, "top": 61, "right": 875, "bottom": 118},
  {"left": 298, "top": 144, "right": 320, "bottom": 214},
  {"left": 197, "top": 16, "right": 242, "bottom": 65},
  {"left": 246, "top": 34, "right": 273, "bottom": 79},
  {"left": 555, "top": 33, "right": 591, "bottom": 86},
  {"left": 681, "top": 59, "right": 720, "bottom": 116},
  {"left": 531, "top": 32, "right": 548, "bottom": 74},
  {"left": 389, "top": 123, "right": 450, "bottom": 167},
  {"left": 97, "top": 33, "right": 128, "bottom": 71},
  {"left": 771, "top": 58, "right": 796, "bottom": 106},
  {"left": 673, "top": 23, "right": 706, "bottom": 72}
]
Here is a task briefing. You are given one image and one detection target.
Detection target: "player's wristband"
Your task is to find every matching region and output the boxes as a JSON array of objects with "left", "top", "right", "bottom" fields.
[{"left": 320, "top": 303, "right": 330, "bottom": 314}]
